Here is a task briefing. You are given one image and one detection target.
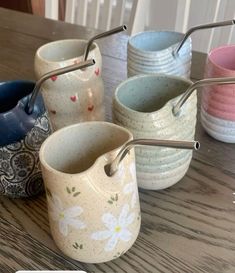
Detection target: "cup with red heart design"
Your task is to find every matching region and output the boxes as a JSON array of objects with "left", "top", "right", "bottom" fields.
[{"left": 34, "top": 39, "right": 105, "bottom": 131}]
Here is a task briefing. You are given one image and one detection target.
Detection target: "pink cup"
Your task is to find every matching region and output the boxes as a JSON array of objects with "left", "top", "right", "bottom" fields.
[{"left": 201, "top": 45, "right": 235, "bottom": 143}]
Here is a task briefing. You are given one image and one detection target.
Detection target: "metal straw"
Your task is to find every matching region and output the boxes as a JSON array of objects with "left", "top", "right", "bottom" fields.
[
  {"left": 105, "top": 139, "right": 200, "bottom": 176},
  {"left": 25, "top": 59, "right": 95, "bottom": 114},
  {"left": 172, "top": 77, "right": 235, "bottom": 116},
  {"left": 173, "top": 19, "right": 235, "bottom": 57},
  {"left": 83, "top": 25, "right": 127, "bottom": 61}
]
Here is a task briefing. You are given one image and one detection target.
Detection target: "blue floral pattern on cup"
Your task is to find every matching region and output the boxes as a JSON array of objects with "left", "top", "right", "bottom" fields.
[{"left": 0, "top": 112, "right": 51, "bottom": 198}]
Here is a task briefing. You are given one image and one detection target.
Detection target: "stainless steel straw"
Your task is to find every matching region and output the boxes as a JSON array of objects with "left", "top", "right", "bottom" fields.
[
  {"left": 172, "top": 77, "right": 235, "bottom": 116},
  {"left": 173, "top": 19, "right": 235, "bottom": 57},
  {"left": 105, "top": 139, "right": 200, "bottom": 176},
  {"left": 25, "top": 59, "right": 95, "bottom": 114},
  {"left": 83, "top": 25, "right": 127, "bottom": 61}
]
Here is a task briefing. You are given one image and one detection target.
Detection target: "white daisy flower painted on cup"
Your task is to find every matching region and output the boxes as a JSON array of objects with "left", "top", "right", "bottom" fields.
[
  {"left": 49, "top": 194, "right": 86, "bottom": 236},
  {"left": 123, "top": 163, "right": 138, "bottom": 208},
  {"left": 91, "top": 204, "right": 135, "bottom": 252}
]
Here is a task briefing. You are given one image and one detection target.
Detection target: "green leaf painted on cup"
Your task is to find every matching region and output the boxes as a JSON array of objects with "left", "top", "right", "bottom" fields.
[
  {"left": 73, "top": 192, "right": 80, "bottom": 197},
  {"left": 73, "top": 242, "right": 83, "bottom": 250},
  {"left": 108, "top": 194, "right": 118, "bottom": 205},
  {"left": 66, "top": 186, "right": 80, "bottom": 197}
]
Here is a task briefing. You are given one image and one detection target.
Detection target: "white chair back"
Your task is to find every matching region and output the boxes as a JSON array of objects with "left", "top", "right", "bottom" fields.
[
  {"left": 45, "top": 0, "right": 235, "bottom": 52},
  {"left": 45, "top": 0, "right": 148, "bottom": 35},
  {"left": 147, "top": 0, "right": 235, "bottom": 53}
]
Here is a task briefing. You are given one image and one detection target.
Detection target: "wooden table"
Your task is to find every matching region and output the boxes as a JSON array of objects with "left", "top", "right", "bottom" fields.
[{"left": 1, "top": 7, "right": 235, "bottom": 273}]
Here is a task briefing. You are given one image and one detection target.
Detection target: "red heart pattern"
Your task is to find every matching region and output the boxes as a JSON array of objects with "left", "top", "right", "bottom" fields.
[
  {"left": 51, "top": 75, "right": 57, "bottom": 81},
  {"left": 70, "top": 95, "right": 78, "bottom": 102},
  {"left": 95, "top": 68, "right": 100, "bottom": 76},
  {"left": 88, "top": 105, "right": 94, "bottom": 111}
]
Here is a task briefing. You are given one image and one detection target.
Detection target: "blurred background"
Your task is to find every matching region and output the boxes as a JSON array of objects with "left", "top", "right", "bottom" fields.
[{"left": 1, "top": 0, "right": 235, "bottom": 53}]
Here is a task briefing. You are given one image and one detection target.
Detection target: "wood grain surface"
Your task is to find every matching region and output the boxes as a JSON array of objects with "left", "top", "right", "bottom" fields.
[{"left": 0, "top": 7, "right": 235, "bottom": 273}]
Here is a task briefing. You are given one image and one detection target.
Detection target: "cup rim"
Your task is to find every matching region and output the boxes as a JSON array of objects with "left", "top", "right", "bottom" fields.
[
  {"left": 114, "top": 73, "right": 193, "bottom": 116},
  {"left": 0, "top": 80, "right": 35, "bottom": 114},
  {"left": 39, "top": 121, "right": 133, "bottom": 176},
  {"left": 208, "top": 44, "right": 235, "bottom": 73},
  {"left": 36, "top": 39, "right": 98, "bottom": 64},
  {"left": 0, "top": 80, "right": 46, "bottom": 147},
  {"left": 128, "top": 30, "right": 189, "bottom": 54}
]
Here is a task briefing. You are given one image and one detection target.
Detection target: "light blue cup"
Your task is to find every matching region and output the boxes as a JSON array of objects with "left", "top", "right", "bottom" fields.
[
  {"left": 128, "top": 20, "right": 235, "bottom": 79},
  {"left": 127, "top": 31, "right": 192, "bottom": 79}
]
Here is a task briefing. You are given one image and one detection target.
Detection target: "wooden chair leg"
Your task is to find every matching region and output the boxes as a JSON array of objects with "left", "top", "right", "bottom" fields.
[{"left": 31, "top": 0, "right": 45, "bottom": 17}]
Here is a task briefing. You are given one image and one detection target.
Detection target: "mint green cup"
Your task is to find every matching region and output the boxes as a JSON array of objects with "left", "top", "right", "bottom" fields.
[{"left": 113, "top": 74, "right": 197, "bottom": 190}]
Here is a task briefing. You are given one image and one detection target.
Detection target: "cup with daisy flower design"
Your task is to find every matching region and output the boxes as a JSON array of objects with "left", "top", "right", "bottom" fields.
[{"left": 39, "top": 121, "right": 141, "bottom": 263}]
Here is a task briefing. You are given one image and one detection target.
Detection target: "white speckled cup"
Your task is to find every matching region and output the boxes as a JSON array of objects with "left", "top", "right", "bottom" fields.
[
  {"left": 39, "top": 121, "right": 140, "bottom": 263},
  {"left": 127, "top": 31, "right": 192, "bottom": 79},
  {"left": 113, "top": 74, "right": 197, "bottom": 190},
  {"left": 35, "top": 39, "right": 105, "bottom": 131}
]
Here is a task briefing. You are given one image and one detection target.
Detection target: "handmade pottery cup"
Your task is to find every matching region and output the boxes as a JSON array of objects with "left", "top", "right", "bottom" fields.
[
  {"left": 127, "top": 31, "right": 192, "bottom": 78},
  {"left": 39, "top": 121, "right": 141, "bottom": 263},
  {"left": 40, "top": 121, "right": 199, "bottom": 262},
  {"left": 113, "top": 74, "right": 197, "bottom": 190},
  {"left": 127, "top": 20, "right": 235, "bottom": 79},
  {"left": 0, "top": 80, "right": 51, "bottom": 198},
  {"left": 34, "top": 39, "right": 105, "bottom": 131},
  {"left": 201, "top": 45, "right": 235, "bottom": 143}
]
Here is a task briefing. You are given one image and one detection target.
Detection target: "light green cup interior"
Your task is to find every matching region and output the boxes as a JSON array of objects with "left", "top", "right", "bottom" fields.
[{"left": 115, "top": 74, "right": 191, "bottom": 113}]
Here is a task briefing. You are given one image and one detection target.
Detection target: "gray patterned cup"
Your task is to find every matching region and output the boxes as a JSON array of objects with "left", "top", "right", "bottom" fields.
[{"left": 0, "top": 80, "right": 51, "bottom": 198}]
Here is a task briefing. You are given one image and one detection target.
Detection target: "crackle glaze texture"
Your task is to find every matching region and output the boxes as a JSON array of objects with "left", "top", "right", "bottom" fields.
[
  {"left": 0, "top": 112, "right": 51, "bottom": 198},
  {"left": 128, "top": 31, "right": 192, "bottom": 79},
  {"left": 201, "top": 45, "right": 235, "bottom": 143},
  {"left": 35, "top": 39, "right": 105, "bottom": 131},
  {"left": 113, "top": 74, "right": 197, "bottom": 190},
  {"left": 39, "top": 122, "right": 140, "bottom": 263}
]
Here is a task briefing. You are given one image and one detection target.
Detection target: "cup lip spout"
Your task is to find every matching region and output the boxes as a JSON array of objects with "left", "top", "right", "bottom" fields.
[
  {"left": 114, "top": 73, "right": 193, "bottom": 117},
  {"left": 35, "top": 39, "right": 99, "bottom": 64},
  {"left": 39, "top": 121, "right": 133, "bottom": 177},
  {"left": 128, "top": 30, "right": 191, "bottom": 55}
]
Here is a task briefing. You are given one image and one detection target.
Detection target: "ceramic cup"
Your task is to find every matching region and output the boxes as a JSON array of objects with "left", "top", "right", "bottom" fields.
[
  {"left": 127, "top": 31, "right": 192, "bottom": 78},
  {"left": 201, "top": 45, "right": 235, "bottom": 143},
  {"left": 113, "top": 74, "right": 197, "bottom": 190},
  {"left": 0, "top": 80, "right": 51, "bottom": 198},
  {"left": 34, "top": 39, "right": 105, "bottom": 131},
  {"left": 39, "top": 121, "right": 140, "bottom": 263}
]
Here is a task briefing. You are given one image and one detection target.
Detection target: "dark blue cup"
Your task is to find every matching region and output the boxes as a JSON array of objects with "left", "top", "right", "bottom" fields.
[{"left": 0, "top": 80, "right": 51, "bottom": 198}]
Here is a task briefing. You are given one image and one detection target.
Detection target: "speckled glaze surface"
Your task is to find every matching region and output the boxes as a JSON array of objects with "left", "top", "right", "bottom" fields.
[
  {"left": 35, "top": 39, "right": 105, "bottom": 131},
  {"left": 113, "top": 74, "right": 197, "bottom": 190},
  {"left": 127, "top": 31, "right": 192, "bottom": 79},
  {"left": 39, "top": 122, "right": 140, "bottom": 263},
  {"left": 201, "top": 45, "right": 235, "bottom": 143}
]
